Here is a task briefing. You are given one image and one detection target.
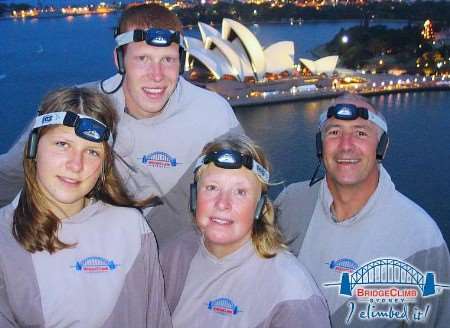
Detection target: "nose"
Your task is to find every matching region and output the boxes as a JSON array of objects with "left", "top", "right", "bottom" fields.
[
  {"left": 66, "top": 149, "right": 83, "bottom": 173},
  {"left": 148, "top": 62, "right": 163, "bottom": 82},
  {"left": 338, "top": 132, "right": 354, "bottom": 151},
  {"left": 215, "top": 190, "right": 232, "bottom": 211}
]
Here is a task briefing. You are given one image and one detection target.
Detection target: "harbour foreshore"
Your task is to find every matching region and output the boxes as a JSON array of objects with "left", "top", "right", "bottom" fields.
[{"left": 216, "top": 75, "right": 450, "bottom": 108}]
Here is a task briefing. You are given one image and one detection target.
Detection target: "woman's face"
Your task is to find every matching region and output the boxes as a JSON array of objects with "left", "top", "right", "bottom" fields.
[
  {"left": 35, "top": 125, "right": 105, "bottom": 218},
  {"left": 196, "top": 164, "right": 262, "bottom": 258}
]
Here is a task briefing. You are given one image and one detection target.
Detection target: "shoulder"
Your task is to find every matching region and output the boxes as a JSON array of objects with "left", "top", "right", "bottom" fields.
[
  {"left": 0, "top": 203, "right": 15, "bottom": 240},
  {"left": 90, "top": 202, "right": 150, "bottom": 234},
  {"left": 160, "top": 228, "right": 200, "bottom": 261},
  {"left": 277, "top": 180, "right": 311, "bottom": 199},
  {"left": 179, "top": 78, "right": 234, "bottom": 113},
  {"left": 387, "top": 190, "right": 444, "bottom": 244},
  {"left": 269, "top": 250, "right": 323, "bottom": 299},
  {"left": 94, "top": 201, "right": 142, "bottom": 219},
  {"left": 275, "top": 180, "right": 314, "bottom": 206}
]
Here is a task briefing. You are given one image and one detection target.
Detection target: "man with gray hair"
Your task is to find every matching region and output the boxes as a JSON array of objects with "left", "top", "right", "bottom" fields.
[{"left": 275, "top": 94, "right": 450, "bottom": 327}]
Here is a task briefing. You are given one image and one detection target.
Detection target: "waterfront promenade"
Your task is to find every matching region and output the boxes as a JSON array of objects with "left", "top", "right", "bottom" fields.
[{"left": 214, "top": 74, "right": 450, "bottom": 107}]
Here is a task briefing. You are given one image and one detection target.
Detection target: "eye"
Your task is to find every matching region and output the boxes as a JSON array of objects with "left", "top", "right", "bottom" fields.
[
  {"left": 356, "top": 130, "right": 368, "bottom": 137},
  {"left": 137, "top": 55, "right": 148, "bottom": 63},
  {"left": 205, "top": 184, "right": 217, "bottom": 192},
  {"left": 162, "top": 56, "right": 177, "bottom": 65},
  {"left": 235, "top": 188, "right": 247, "bottom": 197},
  {"left": 87, "top": 148, "right": 101, "bottom": 157},
  {"left": 326, "top": 128, "right": 340, "bottom": 137},
  {"left": 55, "top": 141, "right": 68, "bottom": 148}
]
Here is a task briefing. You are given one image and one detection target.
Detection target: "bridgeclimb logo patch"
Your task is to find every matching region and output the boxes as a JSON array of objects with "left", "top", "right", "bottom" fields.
[
  {"left": 324, "top": 257, "right": 450, "bottom": 325},
  {"left": 207, "top": 297, "right": 241, "bottom": 316},
  {"left": 139, "top": 151, "right": 181, "bottom": 168},
  {"left": 71, "top": 256, "right": 119, "bottom": 273},
  {"left": 327, "top": 258, "right": 359, "bottom": 273}
]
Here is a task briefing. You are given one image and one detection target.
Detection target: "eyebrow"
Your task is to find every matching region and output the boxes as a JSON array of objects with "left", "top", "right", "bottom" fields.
[{"left": 324, "top": 123, "right": 374, "bottom": 131}]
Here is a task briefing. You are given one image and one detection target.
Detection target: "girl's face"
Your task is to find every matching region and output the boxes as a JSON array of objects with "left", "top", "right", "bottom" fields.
[
  {"left": 35, "top": 125, "right": 105, "bottom": 218},
  {"left": 195, "top": 164, "right": 262, "bottom": 258}
]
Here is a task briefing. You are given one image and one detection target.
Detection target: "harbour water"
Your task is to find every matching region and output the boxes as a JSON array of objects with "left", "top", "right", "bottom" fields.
[{"left": 0, "top": 15, "right": 449, "bottom": 245}]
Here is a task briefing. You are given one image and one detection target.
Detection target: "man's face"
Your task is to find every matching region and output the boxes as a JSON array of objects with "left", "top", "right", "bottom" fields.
[
  {"left": 322, "top": 114, "right": 380, "bottom": 191},
  {"left": 120, "top": 39, "right": 180, "bottom": 119}
]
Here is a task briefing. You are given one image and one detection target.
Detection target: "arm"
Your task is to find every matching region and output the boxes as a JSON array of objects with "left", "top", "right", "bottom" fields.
[
  {"left": 0, "top": 123, "right": 32, "bottom": 207},
  {"left": 406, "top": 243, "right": 450, "bottom": 328},
  {"left": 159, "top": 229, "right": 200, "bottom": 314},
  {"left": 102, "top": 225, "right": 172, "bottom": 328},
  {"left": 0, "top": 262, "right": 17, "bottom": 327},
  {"left": 143, "top": 230, "right": 172, "bottom": 328},
  {"left": 274, "top": 182, "right": 319, "bottom": 256}
]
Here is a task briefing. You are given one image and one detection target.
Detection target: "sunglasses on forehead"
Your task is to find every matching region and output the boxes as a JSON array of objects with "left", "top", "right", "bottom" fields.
[
  {"left": 115, "top": 28, "right": 181, "bottom": 48},
  {"left": 194, "top": 149, "right": 270, "bottom": 184}
]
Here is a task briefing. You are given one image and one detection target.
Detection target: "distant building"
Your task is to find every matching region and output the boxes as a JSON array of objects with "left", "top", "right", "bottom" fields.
[
  {"left": 299, "top": 56, "right": 339, "bottom": 76},
  {"left": 184, "top": 18, "right": 294, "bottom": 82}
]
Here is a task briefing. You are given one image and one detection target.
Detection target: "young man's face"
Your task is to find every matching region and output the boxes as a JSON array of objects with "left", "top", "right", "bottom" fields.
[
  {"left": 322, "top": 103, "right": 381, "bottom": 192},
  {"left": 120, "top": 40, "right": 180, "bottom": 119}
]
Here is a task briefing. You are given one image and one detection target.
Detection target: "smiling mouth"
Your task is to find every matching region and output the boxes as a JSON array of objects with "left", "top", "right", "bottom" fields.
[
  {"left": 336, "top": 159, "right": 359, "bottom": 164},
  {"left": 58, "top": 176, "right": 80, "bottom": 185},
  {"left": 143, "top": 87, "right": 164, "bottom": 97},
  {"left": 210, "top": 217, "right": 233, "bottom": 225}
]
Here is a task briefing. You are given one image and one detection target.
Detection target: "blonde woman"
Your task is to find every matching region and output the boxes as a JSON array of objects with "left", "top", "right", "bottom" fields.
[
  {"left": 160, "top": 136, "right": 330, "bottom": 327},
  {"left": 0, "top": 87, "right": 171, "bottom": 327}
]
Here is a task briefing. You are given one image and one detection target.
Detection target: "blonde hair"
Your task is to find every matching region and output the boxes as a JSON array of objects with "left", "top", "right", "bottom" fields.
[
  {"left": 195, "top": 136, "right": 284, "bottom": 258},
  {"left": 13, "top": 87, "right": 154, "bottom": 254}
]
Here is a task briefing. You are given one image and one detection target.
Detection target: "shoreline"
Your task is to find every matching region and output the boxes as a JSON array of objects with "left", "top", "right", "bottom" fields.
[{"left": 229, "top": 83, "right": 450, "bottom": 108}]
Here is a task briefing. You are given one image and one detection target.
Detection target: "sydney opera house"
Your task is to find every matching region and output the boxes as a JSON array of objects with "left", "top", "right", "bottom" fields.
[{"left": 184, "top": 18, "right": 339, "bottom": 83}]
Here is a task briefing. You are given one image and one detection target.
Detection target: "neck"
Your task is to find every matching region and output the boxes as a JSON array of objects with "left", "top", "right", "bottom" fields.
[
  {"left": 327, "top": 169, "right": 380, "bottom": 222},
  {"left": 49, "top": 197, "right": 86, "bottom": 220},
  {"left": 204, "top": 238, "right": 250, "bottom": 259}
]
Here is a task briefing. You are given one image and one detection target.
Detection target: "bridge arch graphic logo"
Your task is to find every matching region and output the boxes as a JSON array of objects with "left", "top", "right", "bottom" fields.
[
  {"left": 140, "top": 151, "right": 180, "bottom": 168},
  {"left": 72, "top": 256, "right": 119, "bottom": 273},
  {"left": 207, "top": 297, "right": 240, "bottom": 316},
  {"left": 325, "top": 258, "right": 449, "bottom": 297}
]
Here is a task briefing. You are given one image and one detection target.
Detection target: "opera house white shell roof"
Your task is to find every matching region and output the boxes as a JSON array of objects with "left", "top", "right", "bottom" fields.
[
  {"left": 299, "top": 56, "right": 339, "bottom": 76},
  {"left": 186, "top": 19, "right": 295, "bottom": 81}
]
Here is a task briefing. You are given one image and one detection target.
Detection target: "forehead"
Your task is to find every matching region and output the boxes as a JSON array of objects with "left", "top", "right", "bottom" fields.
[
  {"left": 324, "top": 116, "right": 378, "bottom": 131},
  {"left": 199, "top": 164, "right": 259, "bottom": 185},
  {"left": 42, "top": 126, "right": 104, "bottom": 147},
  {"left": 125, "top": 41, "right": 179, "bottom": 56}
]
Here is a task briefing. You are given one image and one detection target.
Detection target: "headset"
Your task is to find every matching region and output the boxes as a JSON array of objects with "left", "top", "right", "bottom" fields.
[
  {"left": 315, "top": 130, "right": 389, "bottom": 161},
  {"left": 114, "top": 27, "right": 186, "bottom": 76},
  {"left": 26, "top": 129, "right": 39, "bottom": 159},
  {"left": 189, "top": 182, "right": 267, "bottom": 220}
]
